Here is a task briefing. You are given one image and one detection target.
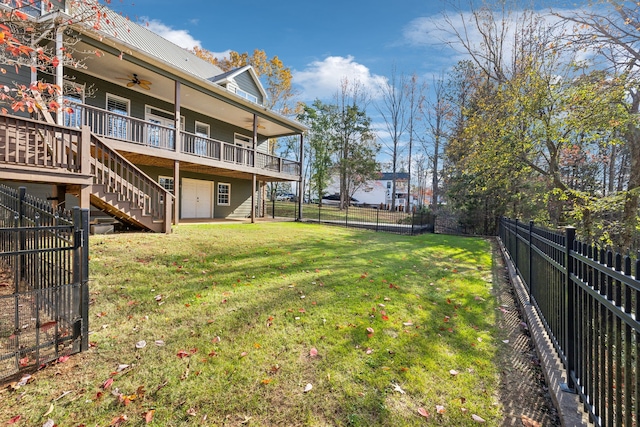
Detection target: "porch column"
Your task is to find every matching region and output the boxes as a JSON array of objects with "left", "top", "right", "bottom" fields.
[
  {"left": 173, "top": 160, "right": 180, "bottom": 225},
  {"left": 52, "top": 185, "right": 67, "bottom": 211},
  {"left": 55, "top": 27, "right": 64, "bottom": 125},
  {"left": 297, "top": 133, "right": 304, "bottom": 221},
  {"left": 78, "top": 185, "right": 90, "bottom": 210},
  {"left": 251, "top": 114, "right": 258, "bottom": 223},
  {"left": 174, "top": 80, "right": 181, "bottom": 153}
]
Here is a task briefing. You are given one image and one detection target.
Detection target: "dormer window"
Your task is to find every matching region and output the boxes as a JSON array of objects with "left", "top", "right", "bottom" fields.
[{"left": 226, "top": 82, "right": 259, "bottom": 104}]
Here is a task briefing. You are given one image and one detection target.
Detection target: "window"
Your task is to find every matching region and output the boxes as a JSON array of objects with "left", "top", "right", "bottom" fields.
[
  {"left": 106, "top": 94, "right": 129, "bottom": 139},
  {"left": 158, "top": 176, "right": 174, "bottom": 193},
  {"left": 227, "top": 83, "right": 259, "bottom": 103},
  {"left": 234, "top": 133, "right": 252, "bottom": 148},
  {"left": 194, "top": 121, "right": 210, "bottom": 156},
  {"left": 217, "top": 183, "right": 230, "bottom": 206},
  {"left": 63, "top": 81, "right": 84, "bottom": 128},
  {"left": 145, "top": 106, "right": 182, "bottom": 149}
]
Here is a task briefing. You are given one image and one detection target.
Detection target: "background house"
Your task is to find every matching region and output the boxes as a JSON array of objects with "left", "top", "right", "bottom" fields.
[{"left": 323, "top": 172, "right": 416, "bottom": 209}]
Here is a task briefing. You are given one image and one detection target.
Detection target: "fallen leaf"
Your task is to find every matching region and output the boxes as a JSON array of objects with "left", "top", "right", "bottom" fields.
[
  {"left": 472, "top": 414, "right": 486, "bottom": 423},
  {"left": 443, "top": 316, "right": 450, "bottom": 322},
  {"left": 212, "top": 336, "right": 221, "bottom": 343},
  {"left": 304, "top": 383, "right": 313, "bottom": 393},
  {"left": 392, "top": 383, "right": 405, "bottom": 394},
  {"left": 309, "top": 348, "right": 318, "bottom": 357},
  {"left": 521, "top": 415, "right": 541, "bottom": 427},
  {"left": 43, "top": 419, "right": 55, "bottom": 427},
  {"left": 436, "top": 405, "right": 446, "bottom": 414},
  {"left": 116, "top": 364, "right": 129, "bottom": 372},
  {"left": 177, "top": 350, "right": 190, "bottom": 358},
  {"left": 58, "top": 355, "right": 70, "bottom": 363},
  {"left": 135, "top": 340, "right": 146, "bottom": 349},
  {"left": 110, "top": 414, "right": 128, "bottom": 426},
  {"left": 261, "top": 378, "right": 272, "bottom": 384},
  {"left": 417, "top": 407, "right": 430, "bottom": 418},
  {"left": 101, "top": 378, "right": 114, "bottom": 389},
  {"left": 144, "top": 409, "right": 155, "bottom": 424},
  {"left": 8, "top": 415, "right": 21, "bottom": 424},
  {"left": 450, "top": 369, "right": 459, "bottom": 376},
  {"left": 186, "top": 408, "right": 197, "bottom": 417},
  {"left": 43, "top": 403, "right": 54, "bottom": 417},
  {"left": 402, "top": 321, "right": 414, "bottom": 326},
  {"left": 366, "top": 327, "right": 374, "bottom": 334}
]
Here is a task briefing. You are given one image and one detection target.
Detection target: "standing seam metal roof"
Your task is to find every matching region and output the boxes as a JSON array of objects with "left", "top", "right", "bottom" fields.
[{"left": 79, "top": 5, "right": 225, "bottom": 80}]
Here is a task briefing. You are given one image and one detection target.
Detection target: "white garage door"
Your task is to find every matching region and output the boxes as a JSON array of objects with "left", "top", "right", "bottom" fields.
[{"left": 182, "top": 178, "right": 213, "bottom": 219}]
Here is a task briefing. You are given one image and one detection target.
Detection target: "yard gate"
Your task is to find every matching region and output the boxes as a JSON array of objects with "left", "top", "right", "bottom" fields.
[{"left": 0, "top": 186, "right": 89, "bottom": 381}]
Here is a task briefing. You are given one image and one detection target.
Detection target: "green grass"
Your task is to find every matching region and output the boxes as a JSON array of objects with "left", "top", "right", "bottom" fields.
[{"left": 2, "top": 223, "right": 501, "bottom": 426}]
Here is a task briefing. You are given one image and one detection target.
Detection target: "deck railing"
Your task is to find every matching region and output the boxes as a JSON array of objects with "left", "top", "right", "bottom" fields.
[
  {"left": 67, "top": 102, "right": 300, "bottom": 176},
  {"left": 0, "top": 114, "right": 87, "bottom": 175}
]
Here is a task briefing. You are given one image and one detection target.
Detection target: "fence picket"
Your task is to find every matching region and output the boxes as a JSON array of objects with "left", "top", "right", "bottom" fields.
[{"left": 499, "top": 217, "right": 639, "bottom": 427}]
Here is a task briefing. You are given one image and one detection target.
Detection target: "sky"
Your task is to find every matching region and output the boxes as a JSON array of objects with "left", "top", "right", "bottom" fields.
[
  {"left": 107, "top": 0, "right": 474, "bottom": 103},
  {"left": 105, "top": 0, "right": 589, "bottom": 161}
]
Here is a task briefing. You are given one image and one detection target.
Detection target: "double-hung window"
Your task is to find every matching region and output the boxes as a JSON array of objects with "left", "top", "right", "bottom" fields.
[
  {"left": 194, "top": 122, "right": 210, "bottom": 157},
  {"left": 217, "top": 183, "right": 230, "bottom": 206},
  {"left": 106, "top": 94, "right": 129, "bottom": 140}
]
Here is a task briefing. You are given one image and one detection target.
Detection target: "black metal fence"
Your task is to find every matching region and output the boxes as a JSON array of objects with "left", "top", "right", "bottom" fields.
[
  {"left": 499, "top": 218, "right": 639, "bottom": 427},
  {"left": 0, "top": 186, "right": 89, "bottom": 381},
  {"left": 266, "top": 201, "right": 434, "bottom": 235}
]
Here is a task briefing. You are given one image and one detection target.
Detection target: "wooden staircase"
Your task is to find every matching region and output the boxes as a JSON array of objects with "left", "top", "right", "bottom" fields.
[{"left": 0, "top": 115, "right": 173, "bottom": 233}]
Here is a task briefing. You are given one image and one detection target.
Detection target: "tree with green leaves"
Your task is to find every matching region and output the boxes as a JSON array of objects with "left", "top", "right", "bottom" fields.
[
  {"left": 297, "top": 99, "right": 336, "bottom": 205},
  {"left": 333, "top": 78, "right": 379, "bottom": 209}
]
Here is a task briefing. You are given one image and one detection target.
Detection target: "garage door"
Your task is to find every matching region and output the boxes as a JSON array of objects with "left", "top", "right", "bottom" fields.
[{"left": 182, "top": 178, "right": 213, "bottom": 219}]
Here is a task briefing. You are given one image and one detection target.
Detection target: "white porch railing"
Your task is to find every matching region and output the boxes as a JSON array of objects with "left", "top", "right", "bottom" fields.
[{"left": 67, "top": 102, "right": 299, "bottom": 176}]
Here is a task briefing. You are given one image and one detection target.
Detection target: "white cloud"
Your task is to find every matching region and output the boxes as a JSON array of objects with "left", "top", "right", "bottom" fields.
[
  {"left": 293, "top": 56, "right": 388, "bottom": 101},
  {"left": 142, "top": 18, "right": 202, "bottom": 49},
  {"left": 401, "top": 8, "right": 591, "bottom": 73}
]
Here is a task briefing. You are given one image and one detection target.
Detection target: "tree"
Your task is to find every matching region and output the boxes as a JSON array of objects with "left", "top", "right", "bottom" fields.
[
  {"left": 404, "top": 73, "right": 426, "bottom": 212},
  {"left": 0, "top": 0, "right": 114, "bottom": 116},
  {"left": 554, "top": 1, "right": 640, "bottom": 249},
  {"left": 376, "top": 66, "right": 407, "bottom": 210},
  {"left": 333, "top": 78, "right": 379, "bottom": 209},
  {"left": 297, "top": 99, "right": 336, "bottom": 205},
  {"left": 423, "top": 73, "right": 449, "bottom": 211},
  {"left": 192, "top": 47, "right": 296, "bottom": 115}
]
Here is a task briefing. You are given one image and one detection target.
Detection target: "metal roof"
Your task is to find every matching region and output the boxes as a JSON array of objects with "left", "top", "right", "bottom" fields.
[{"left": 91, "top": 8, "right": 225, "bottom": 80}]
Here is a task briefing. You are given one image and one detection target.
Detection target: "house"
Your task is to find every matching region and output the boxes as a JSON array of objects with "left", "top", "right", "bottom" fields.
[
  {"left": 323, "top": 172, "right": 416, "bottom": 209},
  {"left": 0, "top": 1, "right": 306, "bottom": 232}
]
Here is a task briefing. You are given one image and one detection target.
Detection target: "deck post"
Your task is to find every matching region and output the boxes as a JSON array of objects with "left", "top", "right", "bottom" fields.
[{"left": 173, "top": 160, "right": 180, "bottom": 225}]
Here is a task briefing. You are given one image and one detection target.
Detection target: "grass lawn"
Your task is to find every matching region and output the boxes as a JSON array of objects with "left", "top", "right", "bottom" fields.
[{"left": 2, "top": 222, "right": 502, "bottom": 426}]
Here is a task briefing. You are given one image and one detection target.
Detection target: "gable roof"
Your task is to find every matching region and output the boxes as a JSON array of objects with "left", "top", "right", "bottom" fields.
[
  {"left": 208, "top": 65, "right": 268, "bottom": 102},
  {"left": 379, "top": 173, "right": 409, "bottom": 181}
]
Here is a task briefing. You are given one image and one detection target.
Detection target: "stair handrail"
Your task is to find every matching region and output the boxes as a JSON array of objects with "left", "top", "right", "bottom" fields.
[{"left": 89, "top": 131, "right": 173, "bottom": 232}]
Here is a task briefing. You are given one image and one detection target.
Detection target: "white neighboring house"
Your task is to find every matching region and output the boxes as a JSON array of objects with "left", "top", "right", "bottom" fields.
[{"left": 324, "top": 173, "right": 416, "bottom": 208}]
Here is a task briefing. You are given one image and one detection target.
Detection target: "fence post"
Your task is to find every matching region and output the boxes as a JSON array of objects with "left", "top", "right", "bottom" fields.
[
  {"left": 514, "top": 218, "right": 519, "bottom": 272},
  {"left": 18, "top": 187, "right": 26, "bottom": 281},
  {"left": 528, "top": 220, "right": 533, "bottom": 304},
  {"left": 411, "top": 211, "right": 415, "bottom": 235},
  {"left": 376, "top": 207, "right": 379, "bottom": 232},
  {"left": 73, "top": 207, "right": 90, "bottom": 351},
  {"left": 563, "top": 226, "right": 576, "bottom": 392}
]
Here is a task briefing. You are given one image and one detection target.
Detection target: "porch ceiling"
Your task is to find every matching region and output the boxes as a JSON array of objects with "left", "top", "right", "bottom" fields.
[{"left": 73, "top": 40, "right": 302, "bottom": 138}]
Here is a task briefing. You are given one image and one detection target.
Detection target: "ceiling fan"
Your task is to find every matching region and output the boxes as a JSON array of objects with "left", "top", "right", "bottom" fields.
[
  {"left": 117, "top": 74, "right": 151, "bottom": 90},
  {"left": 244, "top": 117, "right": 265, "bottom": 130}
]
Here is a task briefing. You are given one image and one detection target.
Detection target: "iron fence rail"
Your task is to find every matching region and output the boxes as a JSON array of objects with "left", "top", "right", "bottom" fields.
[
  {"left": 499, "top": 217, "right": 639, "bottom": 427},
  {"left": 266, "top": 201, "right": 434, "bottom": 236},
  {"left": 0, "top": 186, "right": 89, "bottom": 381}
]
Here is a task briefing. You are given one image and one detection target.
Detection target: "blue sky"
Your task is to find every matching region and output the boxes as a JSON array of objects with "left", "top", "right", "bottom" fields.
[{"left": 108, "top": 0, "right": 468, "bottom": 102}]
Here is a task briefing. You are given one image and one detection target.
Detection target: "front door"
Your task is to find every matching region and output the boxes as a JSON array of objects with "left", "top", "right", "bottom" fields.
[{"left": 182, "top": 178, "right": 213, "bottom": 219}]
